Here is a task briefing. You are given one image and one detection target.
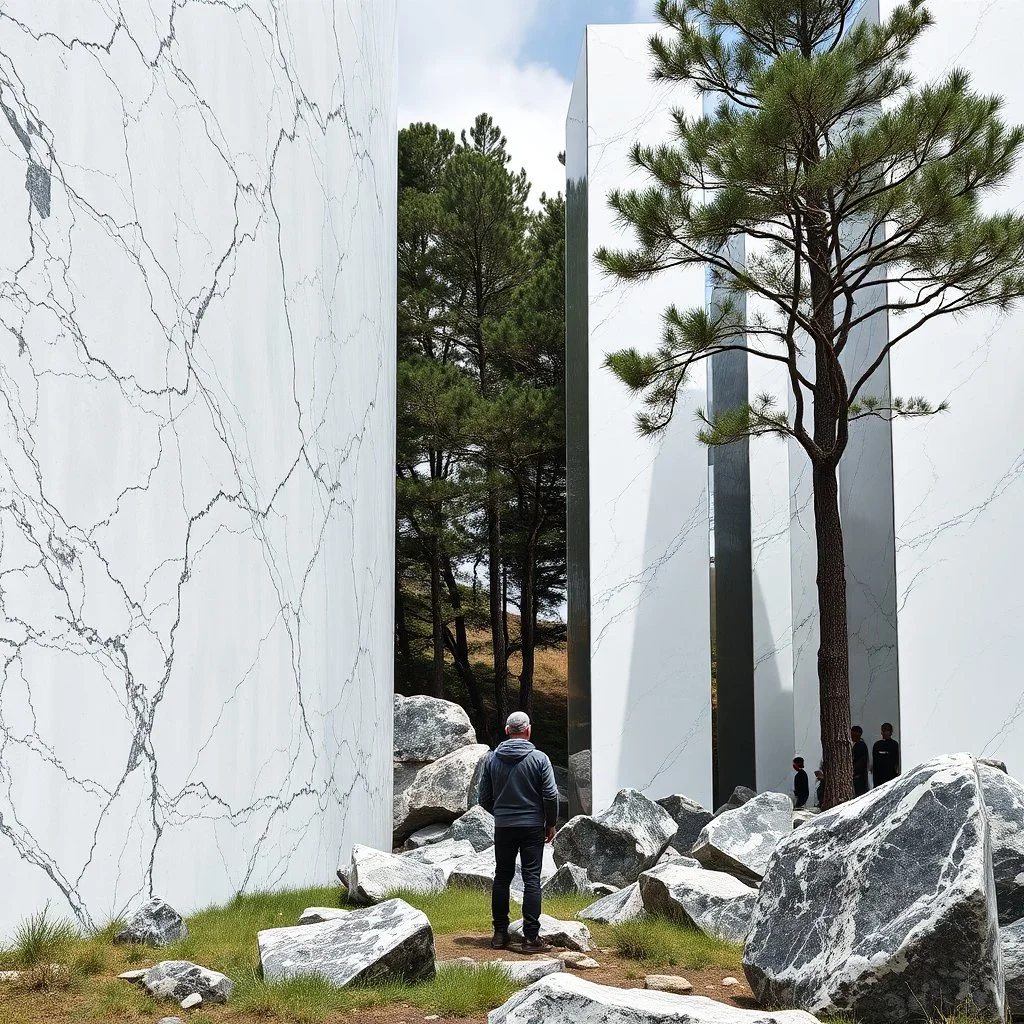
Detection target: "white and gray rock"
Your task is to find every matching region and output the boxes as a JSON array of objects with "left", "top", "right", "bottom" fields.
[
  {"left": 743, "top": 754, "right": 1005, "bottom": 1024},
  {"left": 979, "top": 758, "right": 1009, "bottom": 774},
  {"left": 554, "top": 789, "right": 676, "bottom": 888},
  {"left": 114, "top": 898, "right": 189, "bottom": 947},
  {"left": 489, "top": 973, "right": 820, "bottom": 1024},
  {"left": 402, "top": 838, "right": 476, "bottom": 871},
  {"left": 403, "top": 823, "right": 450, "bottom": 850},
  {"left": 639, "top": 863, "right": 755, "bottom": 944},
  {"left": 645, "top": 975, "right": 694, "bottom": 994},
  {"left": 568, "top": 749, "right": 592, "bottom": 815},
  {"left": 258, "top": 898, "right": 435, "bottom": 987},
  {"left": 493, "top": 959, "right": 565, "bottom": 983},
  {"left": 713, "top": 786, "right": 757, "bottom": 818},
  {"left": 508, "top": 915, "right": 592, "bottom": 952},
  {"left": 179, "top": 992, "right": 202, "bottom": 1009},
  {"left": 656, "top": 795, "right": 714, "bottom": 854},
  {"left": 553, "top": 766, "right": 570, "bottom": 821},
  {"left": 979, "top": 762, "right": 1024, "bottom": 924},
  {"left": 394, "top": 744, "right": 489, "bottom": 843},
  {"left": 1002, "top": 919, "right": 1024, "bottom": 1015},
  {"left": 157, "top": 1018, "right": 185, "bottom": 1024},
  {"left": 691, "top": 792, "right": 791, "bottom": 883},
  {"left": 447, "top": 844, "right": 555, "bottom": 895},
  {"left": 142, "top": 962, "right": 233, "bottom": 1005},
  {"left": 542, "top": 863, "right": 592, "bottom": 897},
  {"left": 577, "top": 882, "right": 644, "bottom": 925},
  {"left": 557, "top": 950, "right": 599, "bottom": 968},
  {"left": 393, "top": 694, "right": 477, "bottom": 763},
  {"left": 346, "top": 845, "right": 446, "bottom": 904},
  {"left": 298, "top": 908, "right": 350, "bottom": 926},
  {"left": 118, "top": 969, "right": 148, "bottom": 983},
  {"left": 441, "top": 805, "right": 495, "bottom": 852},
  {"left": 791, "top": 809, "right": 818, "bottom": 829}
]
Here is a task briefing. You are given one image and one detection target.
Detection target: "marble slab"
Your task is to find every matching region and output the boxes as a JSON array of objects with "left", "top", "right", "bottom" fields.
[{"left": 0, "top": 0, "right": 396, "bottom": 938}]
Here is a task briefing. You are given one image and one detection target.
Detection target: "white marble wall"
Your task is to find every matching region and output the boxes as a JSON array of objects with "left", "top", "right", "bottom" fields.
[
  {"left": 0, "top": 0, "right": 396, "bottom": 938},
  {"left": 884, "top": 0, "right": 1024, "bottom": 773},
  {"left": 569, "top": 25, "right": 713, "bottom": 814}
]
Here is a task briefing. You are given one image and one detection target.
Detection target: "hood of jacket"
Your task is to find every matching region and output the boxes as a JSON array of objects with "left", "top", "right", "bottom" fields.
[{"left": 494, "top": 738, "right": 535, "bottom": 763}]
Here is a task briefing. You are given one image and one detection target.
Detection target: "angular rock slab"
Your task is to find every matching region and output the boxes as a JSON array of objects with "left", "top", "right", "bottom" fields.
[
  {"left": 713, "top": 785, "right": 757, "bottom": 818},
  {"left": 114, "top": 898, "right": 189, "bottom": 947},
  {"left": 393, "top": 693, "right": 477, "bottom": 763},
  {"left": 542, "top": 863, "right": 592, "bottom": 897},
  {"left": 639, "top": 863, "right": 754, "bottom": 944},
  {"left": 346, "top": 845, "right": 446, "bottom": 904},
  {"left": 403, "top": 823, "right": 450, "bottom": 850},
  {"left": 442, "top": 804, "right": 496, "bottom": 852},
  {"left": 395, "top": 744, "right": 489, "bottom": 843},
  {"left": 657, "top": 795, "right": 714, "bottom": 854},
  {"left": 258, "top": 898, "right": 435, "bottom": 987},
  {"left": 402, "top": 838, "right": 476, "bottom": 871},
  {"left": 577, "top": 882, "right": 644, "bottom": 925},
  {"left": 979, "top": 762, "right": 1024, "bottom": 924},
  {"left": 488, "top": 973, "right": 820, "bottom": 1024},
  {"left": 142, "top": 961, "right": 233, "bottom": 1004},
  {"left": 691, "top": 792, "right": 791, "bottom": 883},
  {"left": 554, "top": 788, "right": 676, "bottom": 888},
  {"left": 1002, "top": 920, "right": 1024, "bottom": 1016},
  {"left": 743, "top": 754, "right": 1005, "bottom": 1024},
  {"left": 508, "top": 914, "right": 592, "bottom": 952}
]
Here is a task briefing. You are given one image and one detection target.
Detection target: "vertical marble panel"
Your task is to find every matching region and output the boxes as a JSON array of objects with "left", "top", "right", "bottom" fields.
[
  {"left": 0, "top": 0, "right": 396, "bottom": 938},
  {"left": 566, "top": 25, "right": 713, "bottom": 814},
  {"left": 885, "top": 0, "right": 1024, "bottom": 773}
]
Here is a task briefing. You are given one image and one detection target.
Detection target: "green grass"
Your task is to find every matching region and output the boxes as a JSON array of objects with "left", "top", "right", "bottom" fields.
[
  {"left": 0, "top": 904, "right": 79, "bottom": 968},
  {"left": 612, "top": 915, "right": 742, "bottom": 970}
]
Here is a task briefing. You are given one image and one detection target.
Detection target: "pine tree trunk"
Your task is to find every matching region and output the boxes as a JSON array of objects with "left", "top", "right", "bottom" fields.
[
  {"left": 813, "top": 460, "right": 853, "bottom": 808},
  {"left": 488, "top": 486, "right": 508, "bottom": 735},
  {"left": 395, "top": 572, "right": 413, "bottom": 694},
  {"left": 429, "top": 537, "right": 445, "bottom": 698},
  {"left": 519, "top": 544, "right": 536, "bottom": 715},
  {"left": 441, "top": 558, "right": 487, "bottom": 738}
]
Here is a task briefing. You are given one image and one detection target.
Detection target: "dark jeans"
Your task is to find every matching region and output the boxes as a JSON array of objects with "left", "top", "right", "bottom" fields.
[
  {"left": 492, "top": 825, "right": 545, "bottom": 940},
  {"left": 854, "top": 774, "right": 869, "bottom": 796}
]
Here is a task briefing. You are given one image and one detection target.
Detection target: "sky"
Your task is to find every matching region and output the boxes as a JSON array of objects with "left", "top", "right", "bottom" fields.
[{"left": 398, "top": 0, "right": 655, "bottom": 201}]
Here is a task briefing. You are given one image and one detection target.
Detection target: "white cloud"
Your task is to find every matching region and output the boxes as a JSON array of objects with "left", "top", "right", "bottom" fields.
[{"left": 398, "top": 0, "right": 571, "bottom": 201}]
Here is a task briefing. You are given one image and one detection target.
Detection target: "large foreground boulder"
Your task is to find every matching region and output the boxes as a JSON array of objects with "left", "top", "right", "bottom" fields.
[
  {"left": 393, "top": 743, "right": 489, "bottom": 843},
  {"left": 577, "top": 882, "right": 644, "bottom": 925},
  {"left": 258, "top": 898, "right": 435, "bottom": 987},
  {"left": 393, "top": 694, "right": 477, "bottom": 763},
  {"left": 743, "top": 754, "right": 1005, "bottom": 1023},
  {"left": 554, "top": 789, "right": 676, "bottom": 888},
  {"left": 114, "top": 898, "right": 188, "bottom": 947},
  {"left": 978, "top": 762, "right": 1024, "bottom": 924},
  {"left": 489, "top": 973, "right": 819, "bottom": 1024},
  {"left": 656, "top": 795, "right": 713, "bottom": 854},
  {"left": 143, "top": 962, "right": 233, "bottom": 1004},
  {"left": 345, "top": 845, "right": 445, "bottom": 904},
  {"left": 691, "top": 792, "right": 791, "bottom": 883},
  {"left": 639, "top": 863, "right": 754, "bottom": 944}
]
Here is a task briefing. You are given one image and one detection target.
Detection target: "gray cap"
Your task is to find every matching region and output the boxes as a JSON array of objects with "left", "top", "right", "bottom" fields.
[{"left": 506, "top": 711, "right": 531, "bottom": 733}]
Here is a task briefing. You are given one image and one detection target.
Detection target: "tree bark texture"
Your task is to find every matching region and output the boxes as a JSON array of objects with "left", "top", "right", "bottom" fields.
[
  {"left": 488, "top": 486, "right": 508, "bottom": 737},
  {"left": 429, "top": 536, "right": 445, "bottom": 698}
]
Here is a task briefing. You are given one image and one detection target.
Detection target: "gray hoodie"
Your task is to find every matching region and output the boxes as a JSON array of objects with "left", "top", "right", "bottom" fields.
[{"left": 478, "top": 738, "right": 559, "bottom": 829}]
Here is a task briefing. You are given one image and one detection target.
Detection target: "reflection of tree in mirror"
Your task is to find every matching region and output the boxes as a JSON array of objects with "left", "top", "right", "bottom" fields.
[{"left": 599, "top": 0, "right": 1024, "bottom": 807}]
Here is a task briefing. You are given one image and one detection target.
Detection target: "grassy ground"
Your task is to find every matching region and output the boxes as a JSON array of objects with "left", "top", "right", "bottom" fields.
[{"left": 0, "top": 884, "right": 743, "bottom": 1024}]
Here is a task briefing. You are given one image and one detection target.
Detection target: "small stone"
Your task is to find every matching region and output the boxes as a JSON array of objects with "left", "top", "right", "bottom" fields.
[
  {"left": 556, "top": 950, "right": 599, "bottom": 967},
  {"left": 424, "top": 1017, "right": 440, "bottom": 1021},
  {"left": 0, "top": 971, "right": 20, "bottom": 983},
  {"left": 142, "top": 961, "right": 233, "bottom": 1004},
  {"left": 508, "top": 914, "right": 592, "bottom": 952},
  {"left": 722, "top": 976, "right": 740, "bottom": 987},
  {"left": 157, "top": 1019, "right": 185, "bottom": 1024},
  {"left": 117, "top": 968, "right": 148, "bottom": 982},
  {"left": 179, "top": 992, "right": 202, "bottom": 1008},
  {"left": 573, "top": 957, "right": 600, "bottom": 969},
  {"left": 644, "top": 974, "right": 694, "bottom": 993},
  {"left": 114, "top": 898, "right": 189, "bottom": 947}
]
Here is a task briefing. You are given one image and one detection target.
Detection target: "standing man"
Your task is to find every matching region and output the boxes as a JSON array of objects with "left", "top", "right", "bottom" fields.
[
  {"left": 872, "top": 722, "right": 901, "bottom": 788},
  {"left": 851, "top": 725, "right": 870, "bottom": 796},
  {"left": 478, "top": 711, "right": 559, "bottom": 953},
  {"left": 792, "top": 757, "right": 809, "bottom": 808}
]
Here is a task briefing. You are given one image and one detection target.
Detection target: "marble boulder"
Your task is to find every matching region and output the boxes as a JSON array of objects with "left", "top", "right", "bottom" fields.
[
  {"left": 393, "top": 694, "right": 477, "bottom": 763},
  {"left": 403, "top": 823, "right": 449, "bottom": 850},
  {"left": 1002, "top": 919, "right": 1024, "bottom": 1016},
  {"left": 656, "top": 794, "right": 713, "bottom": 853},
  {"left": 713, "top": 785, "right": 757, "bottom": 818},
  {"left": 401, "top": 838, "right": 476, "bottom": 873},
  {"left": 554, "top": 788, "right": 676, "bottom": 888},
  {"left": 691, "top": 792, "right": 791, "bottom": 883},
  {"left": 403, "top": 807, "right": 494, "bottom": 853},
  {"left": 508, "top": 914, "right": 592, "bottom": 952},
  {"left": 258, "top": 898, "right": 435, "bottom": 987},
  {"left": 743, "top": 754, "right": 1005, "bottom": 1023},
  {"left": 542, "top": 863, "right": 592, "bottom": 897},
  {"left": 577, "top": 882, "right": 645, "bottom": 925},
  {"left": 978, "top": 761, "right": 1024, "bottom": 924},
  {"left": 394, "top": 743, "right": 489, "bottom": 843},
  {"left": 143, "top": 961, "right": 233, "bottom": 1004},
  {"left": 639, "top": 863, "right": 755, "bottom": 944},
  {"left": 114, "top": 898, "right": 188, "bottom": 947},
  {"left": 345, "top": 845, "right": 445, "bottom": 904},
  {"left": 447, "top": 844, "right": 555, "bottom": 894},
  {"left": 569, "top": 749, "right": 592, "bottom": 814},
  {"left": 489, "top": 973, "right": 820, "bottom": 1024}
]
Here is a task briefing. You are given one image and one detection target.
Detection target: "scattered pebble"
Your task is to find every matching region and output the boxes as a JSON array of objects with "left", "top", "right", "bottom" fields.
[
  {"left": 117, "top": 969, "right": 148, "bottom": 983},
  {"left": 0, "top": 971, "right": 20, "bottom": 983},
  {"left": 157, "top": 1018, "right": 185, "bottom": 1024},
  {"left": 557, "top": 950, "right": 600, "bottom": 968},
  {"left": 180, "top": 992, "right": 203, "bottom": 1009},
  {"left": 644, "top": 974, "right": 694, "bottom": 994},
  {"left": 424, "top": 1017, "right": 440, "bottom": 1021},
  {"left": 722, "top": 976, "right": 741, "bottom": 987}
]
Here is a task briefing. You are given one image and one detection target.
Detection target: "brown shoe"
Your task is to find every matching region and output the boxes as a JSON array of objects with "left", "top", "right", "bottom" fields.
[
  {"left": 520, "top": 937, "right": 552, "bottom": 954},
  {"left": 491, "top": 929, "right": 509, "bottom": 950}
]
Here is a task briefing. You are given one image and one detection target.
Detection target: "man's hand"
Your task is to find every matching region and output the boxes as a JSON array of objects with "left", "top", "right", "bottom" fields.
[{"left": 545, "top": 826, "right": 556, "bottom": 845}]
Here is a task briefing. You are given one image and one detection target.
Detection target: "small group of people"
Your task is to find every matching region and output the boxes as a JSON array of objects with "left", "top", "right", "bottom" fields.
[{"left": 792, "top": 723, "right": 901, "bottom": 808}]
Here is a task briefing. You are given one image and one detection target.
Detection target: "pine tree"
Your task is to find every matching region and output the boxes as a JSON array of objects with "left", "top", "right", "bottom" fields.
[{"left": 600, "top": 0, "right": 1024, "bottom": 806}]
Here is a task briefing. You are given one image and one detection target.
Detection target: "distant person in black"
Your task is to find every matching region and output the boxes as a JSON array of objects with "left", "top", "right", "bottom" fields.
[
  {"left": 872, "top": 722, "right": 901, "bottom": 788},
  {"left": 792, "top": 757, "right": 809, "bottom": 808},
  {"left": 851, "top": 725, "right": 869, "bottom": 796},
  {"left": 814, "top": 765, "right": 824, "bottom": 808}
]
